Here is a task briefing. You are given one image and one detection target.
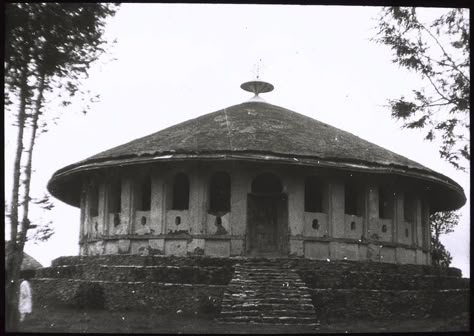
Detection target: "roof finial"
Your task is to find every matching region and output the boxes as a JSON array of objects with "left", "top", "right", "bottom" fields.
[
  {"left": 252, "top": 58, "right": 264, "bottom": 80},
  {"left": 241, "top": 61, "right": 273, "bottom": 103}
]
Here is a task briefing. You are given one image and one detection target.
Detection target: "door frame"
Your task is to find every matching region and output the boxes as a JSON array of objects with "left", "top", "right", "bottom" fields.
[{"left": 246, "top": 192, "right": 288, "bottom": 257}]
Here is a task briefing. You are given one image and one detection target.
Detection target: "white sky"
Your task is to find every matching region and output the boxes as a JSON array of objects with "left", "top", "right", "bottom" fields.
[{"left": 4, "top": 4, "right": 470, "bottom": 277}]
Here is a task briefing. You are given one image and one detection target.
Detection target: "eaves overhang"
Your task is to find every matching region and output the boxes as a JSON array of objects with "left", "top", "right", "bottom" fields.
[{"left": 47, "top": 150, "right": 466, "bottom": 212}]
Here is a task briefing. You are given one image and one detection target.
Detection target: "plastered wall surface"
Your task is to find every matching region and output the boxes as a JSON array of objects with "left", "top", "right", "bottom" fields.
[{"left": 79, "top": 162, "right": 431, "bottom": 265}]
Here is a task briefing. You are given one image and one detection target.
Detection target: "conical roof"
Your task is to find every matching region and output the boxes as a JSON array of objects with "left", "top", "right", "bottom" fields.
[{"left": 48, "top": 101, "right": 465, "bottom": 211}]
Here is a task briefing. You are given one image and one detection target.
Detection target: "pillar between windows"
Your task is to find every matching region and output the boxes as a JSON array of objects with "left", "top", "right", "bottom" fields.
[
  {"left": 189, "top": 167, "right": 206, "bottom": 235},
  {"left": 150, "top": 172, "right": 165, "bottom": 235},
  {"left": 414, "top": 196, "right": 422, "bottom": 247},
  {"left": 328, "top": 179, "right": 345, "bottom": 238},
  {"left": 121, "top": 177, "right": 135, "bottom": 235},
  {"left": 229, "top": 169, "right": 248, "bottom": 236},
  {"left": 393, "top": 192, "right": 403, "bottom": 243},
  {"left": 287, "top": 174, "right": 304, "bottom": 236},
  {"left": 366, "top": 185, "right": 378, "bottom": 240},
  {"left": 98, "top": 182, "right": 107, "bottom": 235},
  {"left": 79, "top": 185, "right": 86, "bottom": 240}
]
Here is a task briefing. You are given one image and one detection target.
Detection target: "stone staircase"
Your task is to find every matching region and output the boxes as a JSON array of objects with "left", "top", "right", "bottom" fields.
[{"left": 217, "top": 259, "right": 319, "bottom": 326}]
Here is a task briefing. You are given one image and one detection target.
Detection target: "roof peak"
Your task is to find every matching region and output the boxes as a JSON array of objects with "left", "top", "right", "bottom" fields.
[{"left": 241, "top": 80, "right": 274, "bottom": 103}]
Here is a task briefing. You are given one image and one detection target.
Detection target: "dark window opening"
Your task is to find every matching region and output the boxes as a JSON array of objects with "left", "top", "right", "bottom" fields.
[
  {"left": 350, "top": 221, "right": 356, "bottom": 230},
  {"left": 251, "top": 173, "right": 282, "bottom": 193},
  {"left": 209, "top": 172, "right": 231, "bottom": 213},
  {"left": 113, "top": 213, "right": 120, "bottom": 227},
  {"left": 172, "top": 173, "right": 189, "bottom": 210},
  {"left": 109, "top": 180, "right": 121, "bottom": 213},
  {"left": 305, "top": 177, "right": 323, "bottom": 212},
  {"left": 141, "top": 216, "right": 147, "bottom": 226},
  {"left": 382, "top": 225, "right": 387, "bottom": 233},
  {"left": 138, "top": 176, "right": 151, "bottom": 211},
  {"left": 175, "top": 216, "right": 181, "bottom": 225},
  {"left": 89, "top": 184, "right": 99, "bottom": 217},
  {"left": 404, "top": 193, "right": 415, "bottom": 222},
  {"left": 379, "top": 188, "right": 393, "bottom": 219},
  {"left": 312, "top": 219, "right": 319, "bottom": 230},
  {"left": 405, "top": 228, "right": 409, "bottom": 237},
  {"left": 345, "top": 183, "right": 361, "bottom": 216}
]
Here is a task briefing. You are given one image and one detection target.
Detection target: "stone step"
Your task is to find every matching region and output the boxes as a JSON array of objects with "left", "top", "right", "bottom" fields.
[
  {"left": 235, "top": 270, "right": 299, "bottom": 274},
  {"left": 220, "top": 309, "right": 316, "bottom": 317},
  {"left": 217, "top": 316, "right": 320, "bottom": 324},
  {"left": 226, "top": 285, "right": 307, "bottom": 291},
  {"left": 220, "top": 303, "right": 315, "bottom": 311},
  {"left": 229, "top": 280, "right": 307, "bottom": 286},
  {"left": 219, "top": 260, "right": 318, "bottom": 325},
  {"left": 224, "top": 290, "right": 311, "bottom": 298},
  {"left": 223, "top": 293, "right": 312, "bottom": 299}
]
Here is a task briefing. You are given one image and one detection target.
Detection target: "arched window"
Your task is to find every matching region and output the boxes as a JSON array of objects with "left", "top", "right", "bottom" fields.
[
  {"left": 137, "top": 176, "right": 151, "bottom": 211},
  {"left": 209, "top": 172, "right": 231, "bottom": 213},
  {"left": 305, "top": 176, "right": 323, "bottom": 212},
  {"left": 251, "top": 173, "right": 282, "bottom": 193},
  {"left": 379, "top": 187, "right": 393, "bottom": 219},
  {"left": 345, "top": 182, "right": 362, "bottom": 216},
  {"left": 108, "top": 179, "right": 121, "bottom": 213},
  {"left": 172, "top": 173, "right": 189, "bottom": 210}
]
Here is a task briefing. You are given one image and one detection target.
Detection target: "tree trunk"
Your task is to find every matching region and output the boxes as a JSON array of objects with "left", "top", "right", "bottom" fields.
[
  {"left": 21, "top": 72, "right": 46, "bottom": 237},
  {"left": 6, "top": 65, "right": 29, "bottom": 331}
]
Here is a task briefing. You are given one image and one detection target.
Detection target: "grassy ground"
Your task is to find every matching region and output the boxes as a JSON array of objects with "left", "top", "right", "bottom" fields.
[{"left": 16, "top": 305, "right": 469, "bottom": 334}]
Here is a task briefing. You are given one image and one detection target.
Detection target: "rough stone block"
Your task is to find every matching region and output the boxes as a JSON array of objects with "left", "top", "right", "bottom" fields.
[
  {"left": 165, "top": 239, "right": 187, "bottom": 256},
  {"left": 187, "top": 238, "right": 205, "bottom": 255},
  {"left": 88, "top": 241, "right": 105, "bottom": 256},
  {"left": 415, "top": 249, "right": 427, "bottom": 265},
  {"left": 358, "top": 244, "right": 368, "bottom": 261},
  {"left": 380, "top": 246, "right": 396, "bottom": 263},
  {"left": 148, "top": 239, "right": 164, "bottom": 255},
  {"left": 205, "top": 240, "right": 230, "bottom": 257},
  {"left": 396, "top": 247, "right": 416, "bottom": 264},
  {"left": 79, "top": 245, "right": 87, "bottom": 256},
  {"left": 304, "top": 241, "right": 329, "bottom": 259},
  {"left": 131, "top": 240, "right": 150, "bottom": 255},
  {"left": 105, "top": 241, "right": 119, "bottom": 255},
  {"left": 118, "top": 239, "right": 131, "bottom": 254},
  {"left": 230, "top": 239, "right": 244, "bottom": 256},
  {"left": 289, "top": 239, "right": 304, "bottom": 257},
  {"left": 330, "top": 241, "right": 358, "bottom": 260}
]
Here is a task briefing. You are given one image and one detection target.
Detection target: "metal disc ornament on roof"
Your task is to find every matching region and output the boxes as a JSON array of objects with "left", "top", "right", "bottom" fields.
[{"left": 241, "top": 80, "right": 274, "bottom": 95}]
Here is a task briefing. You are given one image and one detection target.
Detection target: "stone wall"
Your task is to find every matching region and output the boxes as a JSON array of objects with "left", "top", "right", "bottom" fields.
[
  {"left": 31, "top": 256, "right": 469, "bottom": 319},
  {"left": 311, "top": 288, "right": 469, "bottom": 319},
  {"left": 31, "top": 278, "right": 226, "bottom": 314}
]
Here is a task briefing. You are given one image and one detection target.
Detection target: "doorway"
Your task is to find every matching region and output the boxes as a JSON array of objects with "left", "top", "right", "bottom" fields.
[{"left": 246, "top": 173, "right": 288, "bottom": 257}]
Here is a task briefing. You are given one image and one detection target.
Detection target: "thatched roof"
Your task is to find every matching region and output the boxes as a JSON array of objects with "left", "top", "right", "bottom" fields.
[
  {"left": 47, "top": 101, "right": 465, "bottom": 211},
  {"left": 5, "top": 241, "right": 43, "bottom": 271}
]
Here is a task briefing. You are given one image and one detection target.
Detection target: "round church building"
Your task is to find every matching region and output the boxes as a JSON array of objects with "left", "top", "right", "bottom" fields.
[{"left": 47, "top": 81, "right": 466, "bottom": 265}]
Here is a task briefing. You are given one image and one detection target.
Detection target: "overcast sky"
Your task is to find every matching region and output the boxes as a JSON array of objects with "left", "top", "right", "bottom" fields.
[{"left": 4, "top": 4, "right": 470, "bottom": 277}]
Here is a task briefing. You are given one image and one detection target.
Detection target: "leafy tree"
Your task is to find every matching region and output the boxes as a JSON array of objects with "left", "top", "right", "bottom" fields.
[
  {"left": 4, "top": 3, "right": 119, "bottom": 330},
  {"left": 373, "top": 7, "right": 470, "bottom": 172},
  {"left": 429, "top": 211, "right": 459, "bottom": 267}
]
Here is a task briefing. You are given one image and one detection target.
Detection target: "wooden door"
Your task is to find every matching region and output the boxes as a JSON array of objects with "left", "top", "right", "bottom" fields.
[{"left": 247, "top": 193, "right": 288, "bottom": 256}]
